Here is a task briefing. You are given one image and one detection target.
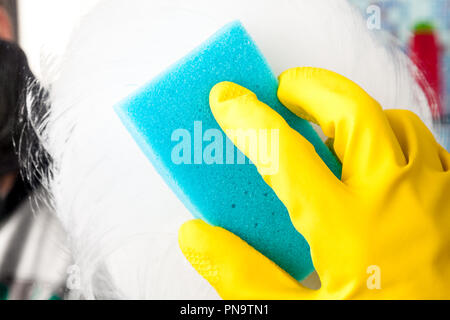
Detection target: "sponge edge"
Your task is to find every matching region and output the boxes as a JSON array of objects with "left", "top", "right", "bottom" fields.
[{"left": 115, "top": 20, "right": 342, "bottom": 281}]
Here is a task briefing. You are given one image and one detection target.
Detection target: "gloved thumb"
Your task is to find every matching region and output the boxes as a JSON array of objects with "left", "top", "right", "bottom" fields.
[{"left": 178, "top": 219, "right": 320, "bottom": 300}]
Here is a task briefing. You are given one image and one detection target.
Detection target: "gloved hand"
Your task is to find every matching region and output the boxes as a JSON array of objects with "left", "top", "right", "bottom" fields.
[{"left": 178, "top": 67, "right": 450, "bottom": 299}]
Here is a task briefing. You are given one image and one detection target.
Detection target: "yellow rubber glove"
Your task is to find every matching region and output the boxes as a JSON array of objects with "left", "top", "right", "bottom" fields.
[{"left": 179, "top": 67, "right": 450, "bottom": 299}]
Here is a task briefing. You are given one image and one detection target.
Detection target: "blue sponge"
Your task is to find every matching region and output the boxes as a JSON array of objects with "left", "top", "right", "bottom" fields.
[{"left": 115, "top": 21, "right": 342, "bottom": 281}]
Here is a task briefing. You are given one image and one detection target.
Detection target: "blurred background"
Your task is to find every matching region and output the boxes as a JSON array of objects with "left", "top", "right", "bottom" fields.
[
  {"left": 349, "top": 0, "right": 450, "bottom": 147},
  {"left": 0, "top": 0, "right": 448, "bottom": 300}
]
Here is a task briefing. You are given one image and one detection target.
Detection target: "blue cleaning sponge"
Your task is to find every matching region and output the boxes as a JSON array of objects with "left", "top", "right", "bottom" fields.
[{"left": 115, "top": 21, "right": 342, "bottom": 281}]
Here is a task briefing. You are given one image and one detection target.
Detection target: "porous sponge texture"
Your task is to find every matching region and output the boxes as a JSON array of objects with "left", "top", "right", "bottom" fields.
[{"left": 115, "top": 21, "right": 342, "bottom": 281}]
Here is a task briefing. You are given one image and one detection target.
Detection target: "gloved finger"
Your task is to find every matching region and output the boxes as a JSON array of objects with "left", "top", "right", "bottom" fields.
[
  {"left": 384, "top": 109, "right": 446, "bottom": 171},
  {"left": 209, "top": 81, "right": 344, "bottom": 220},
  {"left": 278, "top": 67, "right": 407, "bottom": 185},
  {"left": 438, "top": 146, "right": 450, "bottom": 172},
  {"left": 179, "top": 219, "right": 321, "bottom": 300}
]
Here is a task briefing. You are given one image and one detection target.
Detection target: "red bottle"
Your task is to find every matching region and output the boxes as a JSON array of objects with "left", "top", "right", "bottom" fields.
[{"left": 410, "top": 22, "right": 443, "bottom": 119}]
